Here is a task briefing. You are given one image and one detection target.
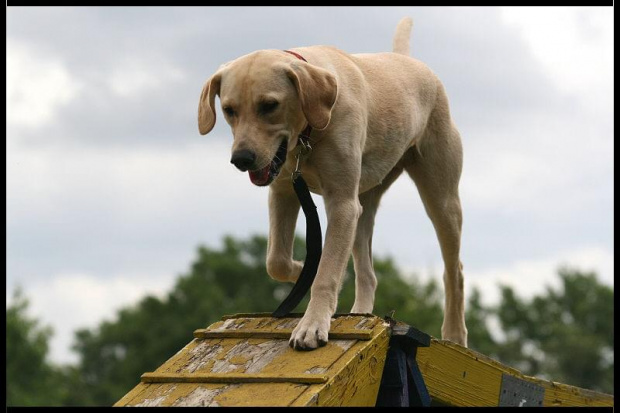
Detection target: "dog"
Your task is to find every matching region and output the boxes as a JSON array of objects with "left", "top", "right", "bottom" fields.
[{"left": 198, "top": 17, "right": 468, "bottom": 350}]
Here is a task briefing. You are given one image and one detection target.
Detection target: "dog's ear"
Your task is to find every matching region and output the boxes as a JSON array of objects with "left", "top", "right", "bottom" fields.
[
  {"left": 198, "top": 72, "right": 222, "bottom": 135},
  {"left": 286, "top": 63, "right": 338, "bottom": 130}
]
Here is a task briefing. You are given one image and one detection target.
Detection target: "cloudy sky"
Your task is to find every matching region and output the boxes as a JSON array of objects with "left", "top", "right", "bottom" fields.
[{"left": 7, "top": 6, "right": 614, "bottom": 365}]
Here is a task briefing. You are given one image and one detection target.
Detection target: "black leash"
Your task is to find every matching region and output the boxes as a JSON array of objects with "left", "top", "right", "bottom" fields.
[
  {"left": 272, "top": 50, "right": 323, "bottom": 318},
  {"left": 272, "top": 131, "right": 322, "bottom": 317}
]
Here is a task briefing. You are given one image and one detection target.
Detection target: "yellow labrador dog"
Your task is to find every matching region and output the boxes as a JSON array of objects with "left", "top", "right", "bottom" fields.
[{"left": 198, "top": 17, "right": 467, "bottom": 350}]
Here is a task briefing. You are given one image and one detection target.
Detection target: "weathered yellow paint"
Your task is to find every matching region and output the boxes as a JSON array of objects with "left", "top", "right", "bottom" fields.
[
  {"left": 290, "top": 324, "right": 390, "bottom": 406},
  {"left": 114, "top": 314, "right": 389, "bottom": 407},
  {"left": 219, "top": 312, "right": 375, "bottom": 320},
  {"left": 141, "top": 372, "right": 329, "bottom": 384},
  {"left": 114, "top": 382, "right": 154, "bottom": 407},
  {"left": 115, "top": 313, "right": 613, "bottom": 407},
  {"left": 193, "top": 328, "right": 373, "bottom": 340},
  {"left": 416, "top": 338, "right": 614, "bottom": 407}
]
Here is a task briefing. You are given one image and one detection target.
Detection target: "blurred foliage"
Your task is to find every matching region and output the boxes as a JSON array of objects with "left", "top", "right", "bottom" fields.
[
  {"left": 492, "top": 268, "right": 614, "bottom": 392},
  {"left": 6, "top": 288, "right": 67, "bottom": 406},
  {"left": 6, "top": 235, "right": 614, "bottom": 406}
]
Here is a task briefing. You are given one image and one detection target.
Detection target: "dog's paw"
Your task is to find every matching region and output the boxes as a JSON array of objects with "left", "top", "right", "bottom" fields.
[
  {"left": 289, "top": 312, "right": 331, "bottom": 351},
  {"left": 442, "top": 323, "right": 468, "bottom": 347},
  {"left": 350, "top": 302, "right": 373, "bottom": 314},
  {"left": 288, "top": 260, "right": 304, "bottom": 283},
  {"left": 267, "top": 259, "right": 304, "bottom": 283}
]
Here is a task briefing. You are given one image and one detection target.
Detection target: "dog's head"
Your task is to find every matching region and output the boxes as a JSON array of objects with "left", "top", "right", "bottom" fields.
[{"left": 198, "top": 50, "right": 337, "bottom": 186}]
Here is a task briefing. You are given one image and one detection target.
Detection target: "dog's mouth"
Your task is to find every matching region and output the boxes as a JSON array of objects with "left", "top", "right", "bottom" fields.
[{"left": 248, "top": 139, "right": 288, "bottom": 186}]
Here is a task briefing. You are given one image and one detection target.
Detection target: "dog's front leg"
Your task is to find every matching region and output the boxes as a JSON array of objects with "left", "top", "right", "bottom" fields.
[
  {"left": 266, "top": 185, "right": 304, "bottom": 283},
  {"left": 290, "top": 190, "right": 362, "bottom": 350}
]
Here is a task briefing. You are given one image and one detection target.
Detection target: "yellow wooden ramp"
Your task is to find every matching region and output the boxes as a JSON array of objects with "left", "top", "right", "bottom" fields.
[
  {"left": 114, "top": 314, "right": 390, "bottom": 407},
  {"left": 416, "top": 339, "right": 613, "bottom": 407},
  {"left": 114, "top": 313, "right": 614, "bottom": 407}
]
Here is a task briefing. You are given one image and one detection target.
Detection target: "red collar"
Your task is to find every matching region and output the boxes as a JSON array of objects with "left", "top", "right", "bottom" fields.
[
  {"left": 283, "top": 49, "right": 307, "bottom": 63},
  {"left": 284, "top": 50, "right": 312, "bottom": 143}
]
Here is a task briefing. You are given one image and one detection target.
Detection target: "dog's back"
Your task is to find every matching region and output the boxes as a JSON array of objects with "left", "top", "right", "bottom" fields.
[{"left": 286, "top": 18, "right": 445, "bottom": 193}]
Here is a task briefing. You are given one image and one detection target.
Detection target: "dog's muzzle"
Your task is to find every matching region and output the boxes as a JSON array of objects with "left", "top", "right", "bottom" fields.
[
  {"left": 245, "top": 139, "right": 288, "bottom": 187},
  {"left": 230, "top": 149, "right": 256, "bottom": 172}
]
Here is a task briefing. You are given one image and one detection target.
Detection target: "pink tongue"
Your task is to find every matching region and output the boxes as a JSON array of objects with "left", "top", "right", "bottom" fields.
[{"left": 249, "top": 165, "right": 270, "bottom": 185}]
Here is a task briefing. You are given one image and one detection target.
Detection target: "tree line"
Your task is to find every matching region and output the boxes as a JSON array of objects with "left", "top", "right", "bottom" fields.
[{"left": 6, "top": 234, "right": 614, "bottom": 406}]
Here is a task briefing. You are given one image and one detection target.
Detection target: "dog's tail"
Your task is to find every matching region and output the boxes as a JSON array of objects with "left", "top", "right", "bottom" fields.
[{"left": 392, "top": 17, "right": 413, "bottom": 56}]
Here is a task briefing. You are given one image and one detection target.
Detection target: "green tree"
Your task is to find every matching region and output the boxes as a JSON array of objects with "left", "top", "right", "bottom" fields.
[
  {"left": 67, "top": 234, "right": 447, "bottom": 405},
  {"left": 465, "top": 287, "right": 500, "bottom": 357},
  {"left": 68, "top": 235, "right": 295, "bottom": 405},
  {"left": 6, "top": 288, "right": 66, "bottom": 406},
  {"left": 62, "top": 235, "right": 613, "bottom": 405},
  {"left": 338, "top": 256, "right": 444, "bottom": 337},
  {"left": 494, "top": 268, "right": 614, "bottom": 394}
]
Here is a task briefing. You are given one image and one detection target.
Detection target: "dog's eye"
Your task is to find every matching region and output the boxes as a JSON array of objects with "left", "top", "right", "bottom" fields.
[
  {"left": 258, "top": 101, "right": 279, "bottom": 115},
  {"left": 223, "top": 106, "right": 236, "bottom": 117}
]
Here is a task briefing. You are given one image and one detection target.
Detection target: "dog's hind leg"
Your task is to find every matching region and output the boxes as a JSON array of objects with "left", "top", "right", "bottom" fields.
[
  {"left": 351, "top": 166, "right": 403, "bottom": 314},
  {"left": 404, "top": 120, "right": 468, "bottom": 347}
]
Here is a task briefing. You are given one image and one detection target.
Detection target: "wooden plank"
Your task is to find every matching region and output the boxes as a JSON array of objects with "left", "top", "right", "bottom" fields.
[
  {"left": 221, "top": 312, "right": 375, "bottom": 320},
  {"left": 141, "top": 372, "right": 328, "bottom": 384},
  {"left": 539, "top": 379, "right": 614, "bottom": 407},
  {"left": 119, "top": 383, "right": 169, "bottom": 407},
  {"left": 115, "top": 313, "right": 613, "bottom": 407},
  {"left": 290, "top": 321, "right": 391, "bottom": 406},
  {"left": 222, "top": 312, "right": 305, "bottom": 319},
  {"left": 208, "top": 314, "right": 379, "bottom": 334},
  {"left": 159, "top": 383, "right": 229, "bottom": 407},
  {"left": 115, "top": 314, "right": 388, "bottom": 407},
  {"left": 169, "top": 383, "right": 311, "bottom": 407},
  {"left": 113, "top": 383, "right": 153, "bottom": 407},
  {"left": 416, "top": 338, "right": 614, "bottom": 407},
  {"left": 312, "top": 323, "right": 390, "bottom": 406},
  {"left": 193, "top": 328, "right": 373, "bottom": 341}
]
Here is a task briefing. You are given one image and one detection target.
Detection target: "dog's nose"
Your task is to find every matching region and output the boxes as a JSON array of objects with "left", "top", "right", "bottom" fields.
[{"left": 230, "top": 150, "right": 256, "bottom": 171}]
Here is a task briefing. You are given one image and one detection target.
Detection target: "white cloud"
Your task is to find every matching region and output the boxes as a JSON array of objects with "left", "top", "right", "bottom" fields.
[
  {"left": 459, "top": 106, "right": 613, "bottom": 218},
  {"left": 466, "top": 245, "right": 614, "bottom": 306},
  {"left": 500, "top": 7, "right": 613, "bottom": 112},
  {"left": 8, "top": 271, "right": 176, "bottom": 365},
  {"left": 108, "top": 57, "right": 185, "bottom": 97},
  {"left": 7, "top": 39, "right": 81, "bottom": 128},
  {"left": 6, "top": 137, "right": 265, "bottom": 225},
  {"left": 398, "top": 245, "right": 614, "bottom": 315}
]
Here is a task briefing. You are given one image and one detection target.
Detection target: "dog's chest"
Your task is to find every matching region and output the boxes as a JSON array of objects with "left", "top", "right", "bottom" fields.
[
  {"left": 295, "top": 166, "right": 324, "bottom": 195},
  {"left": 275, "top": 160, "right": 324, "bottom": 195}
]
